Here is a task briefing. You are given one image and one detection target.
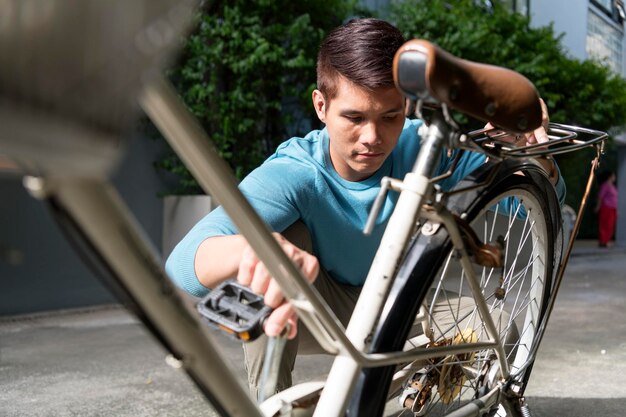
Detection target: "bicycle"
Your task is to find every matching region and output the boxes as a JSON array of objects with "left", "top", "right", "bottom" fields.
[{"left": 0, "top": 2, "right": 607, "bottom": 417}]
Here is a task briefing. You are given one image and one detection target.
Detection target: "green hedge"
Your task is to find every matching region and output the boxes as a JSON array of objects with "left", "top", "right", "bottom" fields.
[
  {"left": 156, "top": 0, "right": 626, "bottom": 240},
  {"left": 387, "top": 0, "right": 626, "bottom": 237},
  {"left": 156, "top": 0, "right": 354, "bottom": 194}
]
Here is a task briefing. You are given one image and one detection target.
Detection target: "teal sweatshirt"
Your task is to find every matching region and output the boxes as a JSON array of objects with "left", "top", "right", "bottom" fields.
[{"left": 165, "top": 118, "right": 565, "bottom": 297}]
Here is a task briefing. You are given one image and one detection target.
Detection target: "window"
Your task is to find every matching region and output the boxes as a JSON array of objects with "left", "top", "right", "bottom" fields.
[
  {"left": 501, "top": 0, "right": 530, "bottom": 17},
  {"left": 586, "top": 9, "right": 624, "bottom": 74},
  {"left": 591, "top": 0, "right": 625, "bottom": 24},
  {"left": 593, "top": 0, "right": 613, "bottom": 11}
]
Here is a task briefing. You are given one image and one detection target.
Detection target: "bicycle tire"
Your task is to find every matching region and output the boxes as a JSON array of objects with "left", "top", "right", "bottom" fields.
[{"left": 348, "top": 160, "right": 562, "bottom": 417}]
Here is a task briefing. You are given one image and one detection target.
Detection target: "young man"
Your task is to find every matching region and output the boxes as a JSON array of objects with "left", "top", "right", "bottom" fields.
[{"left": 166, "top": 18, "right": 564, "bottom": 398}]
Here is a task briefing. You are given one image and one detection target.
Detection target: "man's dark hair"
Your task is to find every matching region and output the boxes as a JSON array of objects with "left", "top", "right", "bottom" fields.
[{"left": 316, "top": 18, "right": 405, "bottom": 101}]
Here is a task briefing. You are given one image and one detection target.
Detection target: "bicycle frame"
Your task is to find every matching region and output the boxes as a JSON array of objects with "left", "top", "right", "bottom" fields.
[
  {"left": 0, "top": 2, "right": 608, "bottom": 415},
  {"left": 142, "top": 72, "right": 606, "bottom": 416},
  {"left": 141, "top": 76, "right": 528, "bottom": 417},
  {"left": 4, "top": 54, "right": 605, "bottom": 417}
]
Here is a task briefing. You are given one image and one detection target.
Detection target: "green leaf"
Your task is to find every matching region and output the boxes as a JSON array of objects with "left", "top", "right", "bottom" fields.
[{"left": 155, "top": 1, "right": 351, "bottom": 192}]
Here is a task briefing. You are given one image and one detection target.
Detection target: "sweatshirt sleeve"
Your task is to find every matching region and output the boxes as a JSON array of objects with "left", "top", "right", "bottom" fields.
[
  {"left": 165, "top": 158, "right": 304, "bottom": 297},
  {"left": 165, "top": 206, "right": 235, "bottom": 297}
]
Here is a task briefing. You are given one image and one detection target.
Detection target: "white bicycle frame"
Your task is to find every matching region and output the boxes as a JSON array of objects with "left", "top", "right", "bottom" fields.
[
  {"left": 1, "top": 2, "right": 605, "bottom": 416},
  {"left": 141, "top": 75, "right": 514, "bottom": 417}
]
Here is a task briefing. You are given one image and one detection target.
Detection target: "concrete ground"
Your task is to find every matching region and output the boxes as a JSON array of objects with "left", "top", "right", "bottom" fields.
[{"left": 1, "top": 240, "right": 625, "bottom": 417}]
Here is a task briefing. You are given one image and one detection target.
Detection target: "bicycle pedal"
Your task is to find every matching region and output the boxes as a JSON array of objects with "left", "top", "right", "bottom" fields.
[{"left": 197, "top": 281, "right": 272, "bottom": 342}]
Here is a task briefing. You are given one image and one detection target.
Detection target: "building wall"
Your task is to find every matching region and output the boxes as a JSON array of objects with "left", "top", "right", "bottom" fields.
[
  {"left": 531, "top": 0, "right": 626, "bottom": 74},
  {"left": 0, "top": 135, "right": 167, "bottom": 315}
]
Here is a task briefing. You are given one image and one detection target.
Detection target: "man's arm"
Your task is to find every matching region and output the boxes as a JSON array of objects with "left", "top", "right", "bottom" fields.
[
  {"left": 194, "top": 234, "right": 248, "bottom": 289},
  {"left": 166, "top": 155, "right": 304, "bottom": 296},
  {"left": 489, "top": 99, "right": 562, "bottom": 187},
  {"left": 235, "top": 233, "right": 319, "bottom": 338},
  {"left": 519, "top": 99, "right": 559, "bottom": 186},
  {"left": 192, "top": 232, "right": 319, "bottom": 339}
]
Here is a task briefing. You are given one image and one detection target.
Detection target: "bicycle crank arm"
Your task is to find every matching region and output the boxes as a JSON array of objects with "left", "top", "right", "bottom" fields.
[{"left": 197, "top": 281, "right": 272, "bottom": 342}]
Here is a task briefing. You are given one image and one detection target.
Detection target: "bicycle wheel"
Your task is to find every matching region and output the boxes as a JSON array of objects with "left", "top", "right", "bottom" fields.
[{"left": 349, "top": 164, "right": 561, "bottom": 417}]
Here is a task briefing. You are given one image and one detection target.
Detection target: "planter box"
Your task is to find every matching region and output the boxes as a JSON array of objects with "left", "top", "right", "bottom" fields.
[{"left": 162, "top": 195, "right": 215, "bottom": 260}]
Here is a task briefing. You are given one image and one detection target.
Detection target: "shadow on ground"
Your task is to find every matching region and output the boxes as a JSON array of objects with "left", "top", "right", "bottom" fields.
[
  {"left": 1, "top": 241, "right": 625, "bottom": 416},
  {"left": 527, "top": 397, "right": 626, "bottom": 417}
]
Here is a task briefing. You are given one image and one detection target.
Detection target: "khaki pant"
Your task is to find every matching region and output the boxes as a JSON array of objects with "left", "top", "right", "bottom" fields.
[
  {"left": 243, "top": 222, "right": 517, "bottom": 400},
  {"left": 243, "top": 221, "right": 361, "bottom": 399}
]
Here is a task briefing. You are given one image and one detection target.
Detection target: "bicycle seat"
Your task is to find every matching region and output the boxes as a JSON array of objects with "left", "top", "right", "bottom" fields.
[{"left": 393, "top": 39, "right": 542, "bottom": 134}]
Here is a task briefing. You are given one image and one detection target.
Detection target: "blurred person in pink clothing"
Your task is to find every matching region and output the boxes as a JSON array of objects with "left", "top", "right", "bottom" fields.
[{"left": 595, "top": 170, "right": 618, "bottom": 247}]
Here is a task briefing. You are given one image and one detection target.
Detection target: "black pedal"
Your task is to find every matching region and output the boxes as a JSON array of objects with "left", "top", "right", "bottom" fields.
[{"left": 197, "top": 281, "right": 272, "bottom": 342}]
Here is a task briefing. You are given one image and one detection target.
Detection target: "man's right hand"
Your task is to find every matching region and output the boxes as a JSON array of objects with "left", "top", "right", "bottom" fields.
[{"left": 236, "top": 233, "right": 319, "bottom": 339}]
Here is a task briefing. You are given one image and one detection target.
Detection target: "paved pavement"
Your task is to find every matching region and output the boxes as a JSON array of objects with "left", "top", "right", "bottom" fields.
[{"left": 1, "top": 240, "right": 625, "bottom": 417}]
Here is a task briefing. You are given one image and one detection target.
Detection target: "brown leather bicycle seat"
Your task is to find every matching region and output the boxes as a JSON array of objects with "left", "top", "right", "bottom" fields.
[{"left": 393, "top": 39, "right": 542, "bottom": 134}]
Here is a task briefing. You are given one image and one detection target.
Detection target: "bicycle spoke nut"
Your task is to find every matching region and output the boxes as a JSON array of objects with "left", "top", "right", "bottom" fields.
[{"left": 494, "top": 287, "right": 506, "bottom": 300}]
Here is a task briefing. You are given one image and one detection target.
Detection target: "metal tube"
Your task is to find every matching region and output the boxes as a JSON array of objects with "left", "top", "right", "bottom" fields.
[
  {"left": 24, "top": 176, "right": 263, "bottom": 417},
  {"left": 139, "top": 78, "right": 495, "bottom": 411},
  {"left": 358, "top": 339, "right": 497, "bottom": 367},
  {"left": 438, "top": 208, "right": 511, "bottom": 378},
  {"left": 553, "top": 156, "right": 599, "bottom": 309},
  {"left": 315, "top": 117, "right": 449, "bottom": 417},
  {"left": 522, "top": 153, "right": 601, "bottom": 370}
]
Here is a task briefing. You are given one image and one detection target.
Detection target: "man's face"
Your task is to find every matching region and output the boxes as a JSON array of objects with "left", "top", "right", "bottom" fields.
[{"left": 312, "top": 77, "right": 405, "bottom": 182}]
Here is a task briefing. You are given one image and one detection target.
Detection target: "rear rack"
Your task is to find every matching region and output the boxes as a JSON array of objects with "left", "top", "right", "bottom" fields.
[{"left": 468, "top": 122, "right": 608, "bottom": 158}]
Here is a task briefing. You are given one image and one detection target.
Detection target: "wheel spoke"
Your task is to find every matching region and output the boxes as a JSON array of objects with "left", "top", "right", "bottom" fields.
[{"left": 393, "top": 182, "right": 554, "bottom": 416}]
